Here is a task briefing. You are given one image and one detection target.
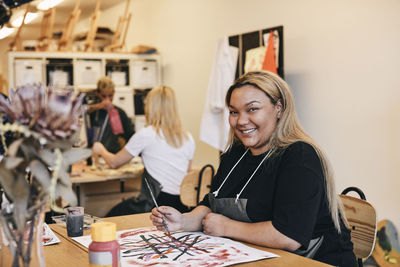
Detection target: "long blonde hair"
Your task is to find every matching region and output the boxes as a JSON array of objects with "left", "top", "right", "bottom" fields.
[
  {"left": 225, "top": 71, "right": 346, "bottom": 232},
  {"left": 144, "top": 85, "right": 189, "bottom": 147}
]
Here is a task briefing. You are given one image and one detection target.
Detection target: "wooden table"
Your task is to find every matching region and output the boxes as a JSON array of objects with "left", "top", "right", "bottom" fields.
[
  {"left": 70, "top": 162, "right": 144, "bottom": 214},
  {"left": 47, "top": 213, "right": 332, "bottom": 267},
  {"left": 70, "top": 161, "right": 144, "bottom": 184}
]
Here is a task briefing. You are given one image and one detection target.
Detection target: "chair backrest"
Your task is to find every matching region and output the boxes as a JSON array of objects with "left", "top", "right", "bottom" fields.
[
  {"left": 180, "top": 165, "right": 214, "bottom": 208},
  {"left": 340, "top": 194, "right": 377, "bottom": 260}
]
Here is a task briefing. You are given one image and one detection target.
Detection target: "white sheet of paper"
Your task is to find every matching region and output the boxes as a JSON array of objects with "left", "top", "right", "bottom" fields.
[
  {"left": 42, "top": 223, "right": 60, "bottom": 246},
  {"left": 72, "top": 226, "right": 279, "bottom": 266}
]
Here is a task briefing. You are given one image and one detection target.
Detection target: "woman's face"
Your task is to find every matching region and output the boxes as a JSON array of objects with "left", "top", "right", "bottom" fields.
[{"left": 228, "top": 85, "right": 281, "bottom": 155}]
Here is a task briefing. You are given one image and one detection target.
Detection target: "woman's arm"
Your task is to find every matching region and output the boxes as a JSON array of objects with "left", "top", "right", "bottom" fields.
[
  {"left": 92, "top": 142, "right": 133, "bottom": 169},
  {"left": 87, "top": 98, "right": 113, "bottom": 113},
  {"left": 202, "top": 213, "right": 301, "bottom": 251},
  {"left": 181, "top": 205, "right": 211, "bottom": 231}
]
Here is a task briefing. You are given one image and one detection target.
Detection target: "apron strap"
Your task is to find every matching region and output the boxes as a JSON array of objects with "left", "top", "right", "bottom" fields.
[{"left": 294, "top": 235, "right": 324, "bottom": 259}]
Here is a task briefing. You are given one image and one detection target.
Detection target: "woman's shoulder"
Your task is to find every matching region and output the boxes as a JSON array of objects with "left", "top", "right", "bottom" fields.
[
  {"left": 277, "top": 141, "right": 320, "bottom": 163},
  {"left": 136, "top": 126, "right": 157, "bottom": 138},
  {"left": 285, "top": 141, "right": 316, "bottom": 154},
  {"left": 280, "top": 141, "right": 323, "bottom": 171},
  {"left": 182, "top": 131, "right": 196, "bottom": 150},
  {"left": 185, "top": 130, "right": 195, "bottom": 143}
]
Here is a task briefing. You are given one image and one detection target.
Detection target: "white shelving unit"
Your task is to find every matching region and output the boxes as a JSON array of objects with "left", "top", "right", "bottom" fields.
[{"left": 8, "top": 51, "right": 162, "bottom": 121}]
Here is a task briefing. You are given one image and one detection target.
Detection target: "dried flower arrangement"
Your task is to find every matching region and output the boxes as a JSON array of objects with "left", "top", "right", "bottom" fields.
[{"left": 0, "top": 83, "right": 91, "bottom": 266}]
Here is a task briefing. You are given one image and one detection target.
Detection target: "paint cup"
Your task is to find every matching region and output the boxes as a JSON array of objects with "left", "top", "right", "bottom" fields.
[{"left": 66, "top": 207, "right": 84, "bottom": 237}]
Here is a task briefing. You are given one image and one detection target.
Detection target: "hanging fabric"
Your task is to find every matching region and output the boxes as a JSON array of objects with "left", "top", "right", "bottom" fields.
[
  {"left": 200, "top": 37, "right": 239, "bottom": 151},
  {"left": 262, "top": 30, "right": 278, "bottom": 74}
]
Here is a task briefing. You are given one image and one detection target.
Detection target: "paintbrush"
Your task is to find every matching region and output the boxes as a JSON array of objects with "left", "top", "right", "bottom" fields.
[
  {"left": 97, "top": 113, "right": 109, "bottom": 143},
  {"left": 143, "top": 176, "right": 172, "bottom": 237}
]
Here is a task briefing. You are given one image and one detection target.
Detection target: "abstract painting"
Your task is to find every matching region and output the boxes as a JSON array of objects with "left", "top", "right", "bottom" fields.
[{"left": 73, "top": 226, "right": 278, "bottom": 266}]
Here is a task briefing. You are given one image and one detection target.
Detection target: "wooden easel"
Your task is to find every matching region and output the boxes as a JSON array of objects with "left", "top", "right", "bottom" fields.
[
  {"left": 104, "top": 0, "right": 131, "bottom": 52},
  {"left": 0, "top": 74, "right": 8, "bottom": 96},
  {"left": 36, "top": 8, "right": 55, "bottom": 51},
  {"left": 83, "top": 0, "right": 101, "bottom": 52},
  {"left": 9, "top": 4, "right": 30, "bottom": 51},
  {"left": 58, "top": 0, "right": 81, "bottom": 51}
]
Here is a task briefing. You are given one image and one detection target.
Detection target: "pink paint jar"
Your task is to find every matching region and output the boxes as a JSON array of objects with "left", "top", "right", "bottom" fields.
[{"left": 89, "top": 222, "right": 120, "bottom": 267}]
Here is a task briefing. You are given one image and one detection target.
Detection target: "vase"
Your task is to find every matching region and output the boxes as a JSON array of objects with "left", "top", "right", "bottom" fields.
[{"left": 0, "top": 197, "right": 46, "bottom": 267}]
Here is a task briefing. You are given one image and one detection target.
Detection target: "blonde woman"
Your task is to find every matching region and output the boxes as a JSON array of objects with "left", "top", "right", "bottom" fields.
[
  {"left": 93, "top": 86, "right": 195, "bottom": 215},
  {"left": 151, "top": 71, "right": 356, "bottom": 266}
]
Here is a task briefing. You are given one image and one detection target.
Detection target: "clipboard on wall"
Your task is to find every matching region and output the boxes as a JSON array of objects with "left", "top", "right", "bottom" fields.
[{"left": 228, "top": 25, "right": 284, "bottom": 79}]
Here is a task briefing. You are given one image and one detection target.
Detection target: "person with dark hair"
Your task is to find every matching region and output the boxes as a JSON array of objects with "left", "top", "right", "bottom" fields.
[{"left": 86, "top": 77, "right": 134, "bottom": 153}]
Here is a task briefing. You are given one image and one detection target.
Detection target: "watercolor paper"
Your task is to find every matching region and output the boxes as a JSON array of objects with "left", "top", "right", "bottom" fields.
[{"left": 73, "top": 226, "right": 278, "bottom": 266}]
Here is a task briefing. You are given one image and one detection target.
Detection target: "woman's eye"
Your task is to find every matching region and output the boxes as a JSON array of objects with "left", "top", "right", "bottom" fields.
[
  {"left": 248, "top": 107, "right": 259, "bottom": 112},
  {"left": 229, "top": 110, "right": 238, "bottom": 115}
]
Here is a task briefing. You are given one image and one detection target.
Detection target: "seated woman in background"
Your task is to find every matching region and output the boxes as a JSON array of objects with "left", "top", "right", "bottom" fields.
[
  {"left": 93, "top": 85, "right": 195, "bottom": 215},
  {"left": 150, "top": 71, "right": 357, "bottom": 266}
]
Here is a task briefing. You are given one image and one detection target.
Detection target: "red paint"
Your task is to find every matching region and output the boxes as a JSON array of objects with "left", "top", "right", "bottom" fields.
[
  {"left": 119, "top": 228, "right": 155, "bottom": 238},
  {"left": 89, "top": 240, "right": 120, "bottom": 267},
  {"left": 210, "top": 249, "right": 231, "bottom": 260},
  {"left": 43, "top": 237, "right": 52, "bottom": 243}
]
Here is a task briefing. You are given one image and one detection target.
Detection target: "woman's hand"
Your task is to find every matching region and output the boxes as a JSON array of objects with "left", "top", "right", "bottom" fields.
[
  {"left": 92, "top": 142, "right": 105, "bottom": 155},
  {"left": 202, "top": 213, "right": 230, "bottom": 237},
  {"left": 150, "top": 206, "right": 182, "bottom": 232}
]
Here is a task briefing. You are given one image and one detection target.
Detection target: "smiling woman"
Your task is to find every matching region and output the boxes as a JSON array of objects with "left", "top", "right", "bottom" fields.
[{"left": 150, "top": 71, "right": 358, "bottom": 267}]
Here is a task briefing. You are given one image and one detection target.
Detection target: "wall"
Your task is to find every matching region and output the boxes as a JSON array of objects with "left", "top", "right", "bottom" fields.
[
  {"left": 1, "top": 0, "right": 399, "bottom": 228},
  {"left": 101, "top": 0, "right": 399, "bottom": 227}
]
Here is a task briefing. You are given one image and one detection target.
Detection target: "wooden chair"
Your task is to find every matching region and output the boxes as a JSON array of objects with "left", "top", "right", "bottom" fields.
[
  {"left": 340, "top": 187, "right": 377, "bottom": 267},
  {"left": 180, "top": 164, "right": 215, "bottom": 208}
]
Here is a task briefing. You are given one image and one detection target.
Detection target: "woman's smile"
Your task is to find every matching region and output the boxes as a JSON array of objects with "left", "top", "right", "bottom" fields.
[{"left": 239, "top": 128, "right": 257, "bottom": 134}]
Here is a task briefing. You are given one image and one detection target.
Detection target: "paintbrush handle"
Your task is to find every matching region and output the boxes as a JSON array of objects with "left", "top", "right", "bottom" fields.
[
  {"left": 144, "top": 176, "right": 159, "bottom": 207},
  {"left": 97, "top": 113, "right": 109, "bottom": 142},
  {"left": 144, "top": 176, "right": 171, "bottom": 236}
]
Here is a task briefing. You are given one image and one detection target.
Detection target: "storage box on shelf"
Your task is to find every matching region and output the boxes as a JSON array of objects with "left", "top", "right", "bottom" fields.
[{"left": 8, "top": 51, "right": 162, "bottom": 120}]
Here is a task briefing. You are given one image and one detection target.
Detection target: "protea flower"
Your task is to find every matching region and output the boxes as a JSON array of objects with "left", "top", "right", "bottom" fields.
[
  {"left": 0, "top": 83, "right": 85, "bottom": 140},
  {"left": 0, "top": 83, "right": 92, "bottom": 262}
]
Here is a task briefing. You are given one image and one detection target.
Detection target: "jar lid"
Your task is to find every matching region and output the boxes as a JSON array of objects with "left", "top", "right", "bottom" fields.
[{"left": 90, "top": 222, "right": 116, "bottom": 242}]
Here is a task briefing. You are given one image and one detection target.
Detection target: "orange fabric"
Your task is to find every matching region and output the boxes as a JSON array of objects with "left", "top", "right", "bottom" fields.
[{"left": 262, "top": 31, "right": 278, "bottom": 74}]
